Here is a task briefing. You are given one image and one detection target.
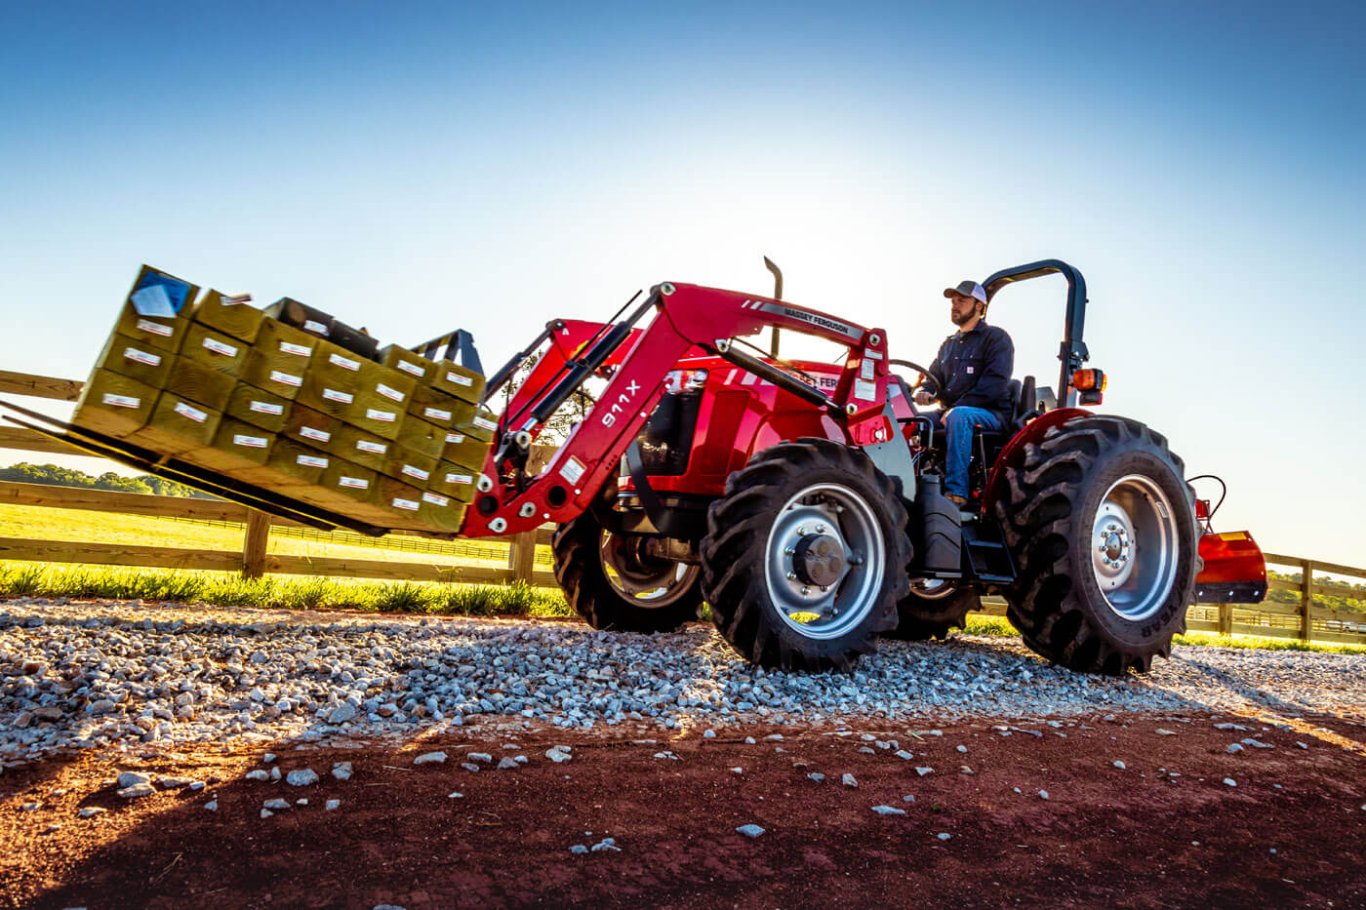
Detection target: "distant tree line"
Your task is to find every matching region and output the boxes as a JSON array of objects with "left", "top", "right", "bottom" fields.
[{"left": 0, "top": 462, "right": 213, "bottom": 498}]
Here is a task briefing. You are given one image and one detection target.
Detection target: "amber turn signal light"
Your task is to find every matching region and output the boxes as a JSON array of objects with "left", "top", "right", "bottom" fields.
[{"left": 1072, "top": 368, "right": 1107, "bottom": 392}]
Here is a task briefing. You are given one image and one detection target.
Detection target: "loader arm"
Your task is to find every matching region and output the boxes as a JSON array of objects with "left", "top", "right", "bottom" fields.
[{"left": 460, "top": 283, "right": 899, "bottom": 538}]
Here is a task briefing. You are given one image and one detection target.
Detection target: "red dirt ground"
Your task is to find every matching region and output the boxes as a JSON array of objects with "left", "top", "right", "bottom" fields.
[{"left": 2, "top": 711, "right": 1363, "bottom": 909}]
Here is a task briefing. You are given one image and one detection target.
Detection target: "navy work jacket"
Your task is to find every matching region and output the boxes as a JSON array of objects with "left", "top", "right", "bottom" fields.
[{"left": 930, "top": 321, "right": 1016, "bottom": 421}]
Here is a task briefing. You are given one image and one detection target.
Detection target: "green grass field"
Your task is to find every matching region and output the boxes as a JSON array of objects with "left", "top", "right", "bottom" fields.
[
  {"left": 0, "top": 502, "right": 547, "bottom": 568},
  {"left": 2, "top": 503, "right": 1363, "bottom": 654}
]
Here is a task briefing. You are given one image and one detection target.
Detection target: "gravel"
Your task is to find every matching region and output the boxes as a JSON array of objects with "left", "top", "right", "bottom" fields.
[
  {"left": 735, "top": 824, "right": 766, "bottom": 838},
  {"left": 2, "top": 600, "right": 1363, "bottom": 762},
  {"left": 286, "top": 768, "right": 319, "bottom": 786}
]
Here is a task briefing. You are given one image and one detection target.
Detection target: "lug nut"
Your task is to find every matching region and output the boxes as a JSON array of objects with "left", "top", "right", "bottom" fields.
[
  {"left": 784, "top": 547, "right": 796, "bottom": 556},
  {"left": 800, "top": 586, "right": 810, "bottom": 596},
  {"left": 786, "top": 571, "right": 797, "bottom": 581}
]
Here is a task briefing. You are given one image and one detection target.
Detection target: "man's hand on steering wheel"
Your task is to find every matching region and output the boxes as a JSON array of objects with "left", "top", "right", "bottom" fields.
[{"left": 890, "top": 359, "right": 942, "bottom": 407}]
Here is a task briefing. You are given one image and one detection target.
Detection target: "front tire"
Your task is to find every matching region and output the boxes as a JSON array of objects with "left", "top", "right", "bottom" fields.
[
  {"left": 552, "top": 513, "right": 702, "bottom": 633},
  {"left": 996, "top": 416, "right": 1197, "bottom": 674},
  {"left": 700, "top": 439, "right": 912, "bottom": 671}
]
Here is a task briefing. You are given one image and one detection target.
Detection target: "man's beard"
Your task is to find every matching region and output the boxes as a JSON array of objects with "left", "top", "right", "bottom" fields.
[{"left": 951, "top": 306, "right": 975, "bottom": 326}]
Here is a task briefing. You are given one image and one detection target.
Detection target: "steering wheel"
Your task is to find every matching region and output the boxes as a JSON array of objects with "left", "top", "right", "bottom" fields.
[{"left": 889, "top": 359, "right": 944, "bottom": 399}]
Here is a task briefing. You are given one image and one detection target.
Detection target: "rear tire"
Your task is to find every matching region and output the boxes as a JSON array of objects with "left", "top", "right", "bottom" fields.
[
  {"left": 885, "top": 582, "right": 979, "bottom": 641},
  {"left": 552, "top": 513, "right": 702, "bottom": 633},
  {"left": 700, "top": 439, "right": 911, "bottom": 671},
  {"left": 995, "top": 416, "right": 1197, "bottom": 674}
]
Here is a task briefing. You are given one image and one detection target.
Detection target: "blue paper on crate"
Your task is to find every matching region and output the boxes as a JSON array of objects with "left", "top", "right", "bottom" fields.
[{"left": 130, "top": 270, "right": 194, "bottom": 317}]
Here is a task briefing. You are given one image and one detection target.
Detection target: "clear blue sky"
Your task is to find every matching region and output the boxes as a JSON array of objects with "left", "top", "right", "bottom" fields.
[{"left": 1, "top": 1, "right": 1363, "bottom": 566}]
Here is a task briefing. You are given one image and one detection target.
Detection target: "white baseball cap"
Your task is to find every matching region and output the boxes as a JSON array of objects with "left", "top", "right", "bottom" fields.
[{"left": 943, "top": 280, "right": 987, "bottom": 305}]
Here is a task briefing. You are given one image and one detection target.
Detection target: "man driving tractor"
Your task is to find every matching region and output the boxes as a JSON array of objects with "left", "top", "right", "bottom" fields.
[{"left": 913, "top": 279, "right": 1016, "bottom": 507}]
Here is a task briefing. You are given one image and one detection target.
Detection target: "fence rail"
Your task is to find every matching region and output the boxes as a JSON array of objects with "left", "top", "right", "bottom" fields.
[{"left": 2, "top": 370, "right": 1362, "bottom": 643}]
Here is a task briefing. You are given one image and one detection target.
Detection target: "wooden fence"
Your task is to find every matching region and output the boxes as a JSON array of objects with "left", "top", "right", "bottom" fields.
[{"left": 2, "top": 370, "right": 1363, "bottom": 644}]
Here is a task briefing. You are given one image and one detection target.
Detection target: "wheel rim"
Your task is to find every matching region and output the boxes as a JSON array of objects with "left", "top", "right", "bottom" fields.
[
  {"left": 909, "top": 578, "right": 956, "bottom": 600},
  {"left": 600, "top": 531, "right": 699, "bottom": 608},
  {"left": 1090, "top": 473, "right": 1179, "bottom": 622},
  {"left": 763, "top": 483, "right": 886, "bottom": 640}
]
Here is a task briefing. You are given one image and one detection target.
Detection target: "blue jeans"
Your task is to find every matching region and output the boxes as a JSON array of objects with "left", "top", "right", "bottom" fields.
[{"left": 924, "top": 406, "right": 1004, "bottom": 499}]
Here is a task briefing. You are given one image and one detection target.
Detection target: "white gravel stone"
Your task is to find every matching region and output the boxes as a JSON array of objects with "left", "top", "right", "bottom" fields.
[
  {"left": 736, "top": 824, "right": 766, "bottom": 838},
  {"left": 263, "top": 798, "right": 292, "bottom": 811},
  {"left": 497, "top": 757, "right": 519, "bottom": 770},
  {"left": 245, "top": 770, "right": 270, "bottom": 782},
  {"left": 118, "top": 783, "right": 155, "bottom": 799},
  {"left": 807, "top": 772, "right": 825, "bottom": 783},
  {"left": 78, "top": 807, "right": 106, "bottom": 818},
  {"left": 894, "top": 750, "right": 913, "bottom": 761},
  {"left": 871, "top": 805, "right": 906, "bottom": 816},
  {"left": 569, "top": 844, "right": 589, "bottom": 855},
  {"left": 326, "top": 799, "right": 341, "bottom": 811},
  {"left": 468, "top": 752, "right": 493, "bottom": 764},
  {"left": 414, "top": 752, "right": 448, "bottom": 766},
  {"left": 116, "top": 771, "right": 150, "bottom": 789},
  {"left": 842, "top": 773, "right": 858, "bottom": 788},
  {"left": 2, "top": 600, "right": 1362, "bottom": 764},
  {"left": 915, "top": 767, "right": 934, "bottom": 777},
  {"left": 332, "top": 762, "right": 353, "bottom": 781},
  {"left": 204, "top": 801, "right": 218, "bottom": 812},
  {"left": 703, "top": 729, "right": 716, "bottom": 739},
  {"left": 1038, "top": 790, "right": 1050, "bottom": 800},
  {"left": 936, "top": 832, "right": 952, "bottom": 841},
  {"left": 286, "top": 768, "right": 319, "bottom": 786},
  {"left": 1227, "top": 743, "right": 1244, "bottom": 754},
  {"left": 546, "top": 748, "right": 572, "bottom": 764},
  {"left": 1224, "top": 778, "right": 1238, "bottom": 787},
  {"left": 1113, "top": 760, "right": 1126, "bottom": 770}
]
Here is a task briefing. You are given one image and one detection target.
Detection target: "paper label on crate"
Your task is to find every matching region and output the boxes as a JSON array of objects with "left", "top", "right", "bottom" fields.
[
  {"left": 278, "top": 341, "right": 312, "bottom": 358},
  {"left": 396, "top": 359, "right": 425, "bottom": 378},
  {"left": 472, "top": 416, "right": 497, "bottom": 432},
  {"left": 401, "top": 464, "right": 430, "bottom": 481},
  {"left": 322, "top": 388, "right": 354, "bottom": 404},
  {"left": 445, "top": 370, "right": 474, "bottom": 387},
  {"left": 135, "top": 318, "right": 174, "bottom": 337},
  {"left": 356, "top": 439, "right": 387, "bottom": 454},
  {"left": 375, "top": 383, "right": 405, "bottom": 403},
  {"left": 558, "top": 455, "right": 586, "bottom": 486},
  {"left": 249, "top": 400, "right": 285, "bottom": 416},
  {"left": 391, "top": 496, "right": 421, "bottom": 511},
  {"left": 860, "top": 359, "right": 875, "bottom": 381},
  {"left": 233, "top": 434, "right": 268, "bottom": 449},
  {"left": 446, "top": 432, "right": 465, "bottom": 444},
  {"left": 297, "top": 454, "right": 328, "bottom": 469},
  {"left": 424, "top": 407, "right": 453, "bottom": 422},
  {"left": 269, "top": 370, "right": 303, "bottom": 388},
  {"left": 328, "top": 352, "right": 360, "bottom": 372},
  {"left": 123, "top": 346, "right": 162, "bottom": 367},
  {"left": 102, "top": 393, "right": 141, "bottom": 409},
  {"left": 853, "top": 379, "right": 877, "bottom": 401},
  {"left": 303, "top": 319, "right": 330, "bottom": 336},
  {"left": 339, "top": 475, "right": 369, "bottom": 490},
  {"left": 366, "top": 408, "right": 397, "bottom": 423},
  {"left": 422, "top": 491, "right": 450, "bottom": 507},
  {"left": 445, "top": 472, "right": 473, "bottom": 485},
  {"left": 222, "top": 294, "right": 251, "bottom": 307},
  {"left": 299, "top": 426, "right": 331, "bottom": 443},
  {"left": 173, "top": 401, "right": 208, "bottom": 423},
  {"left": 202, "top": 337, "right": 239, "bottom": 358}
]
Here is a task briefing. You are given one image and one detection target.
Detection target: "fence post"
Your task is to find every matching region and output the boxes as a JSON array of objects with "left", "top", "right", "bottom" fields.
[
  {"left": 506, "top": 446, "right": 555, "bottom": 585},
  {"left": 1217, "top": 602, "right": 1232, "bottom": 636},
  {"left": 242, "top": 510, "right": 271, "bottom": 579},
  {"left": 1299, "top": 558, "right": 1314, "bottom": 642}
]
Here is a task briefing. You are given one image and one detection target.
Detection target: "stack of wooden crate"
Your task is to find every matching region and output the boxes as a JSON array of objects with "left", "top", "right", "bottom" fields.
[{"left": 72, "top": 265, "right": 492, "bottom": 534}]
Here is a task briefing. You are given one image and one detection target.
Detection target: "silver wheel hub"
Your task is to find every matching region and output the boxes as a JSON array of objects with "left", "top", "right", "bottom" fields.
[
  {"left": 600, "top": 532, "right": 698, "bottom": 608},
  {"left": 765, "top": 483, "right": 885, "bottom": 640},
  {"left": 1088, "top": 474, "right": 1179, "bottom": 622}
]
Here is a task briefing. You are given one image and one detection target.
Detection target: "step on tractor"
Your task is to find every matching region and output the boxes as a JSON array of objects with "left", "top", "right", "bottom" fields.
[{"left": 471, "top": 258, "right": 1267, "bottom": 674}]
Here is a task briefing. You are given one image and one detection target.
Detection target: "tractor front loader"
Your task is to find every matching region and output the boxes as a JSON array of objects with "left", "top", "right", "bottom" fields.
[{"left": 6, "top": 258, "right": 1267, "bottom": 676}]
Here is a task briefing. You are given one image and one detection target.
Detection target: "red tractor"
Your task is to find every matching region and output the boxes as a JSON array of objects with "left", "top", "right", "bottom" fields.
[{"left": 467, "top": 258, "right": 1267, "bottom": 674}]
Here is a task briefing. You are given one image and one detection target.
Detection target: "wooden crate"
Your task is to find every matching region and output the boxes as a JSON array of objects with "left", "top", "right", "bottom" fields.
[{"left": 194, "top": 290, "right": 263, "bottom": 344}]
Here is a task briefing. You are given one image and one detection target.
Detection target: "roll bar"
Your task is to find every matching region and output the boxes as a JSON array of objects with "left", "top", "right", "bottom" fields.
[{"left": 982, "top": 259, "right": 1089, "bottom": 408}]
